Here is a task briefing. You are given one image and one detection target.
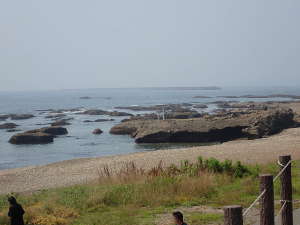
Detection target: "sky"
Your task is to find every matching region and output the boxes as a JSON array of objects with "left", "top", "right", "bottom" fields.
[{"left": 0, "top": 0, "right": 299, "bottom": 91}]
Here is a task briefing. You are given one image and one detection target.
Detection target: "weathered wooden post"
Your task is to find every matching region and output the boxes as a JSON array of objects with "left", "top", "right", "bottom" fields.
[
  {"left": 279, "top": 155, "right": 293, "bottom": 225},
  {"left": 260, "top": 174, "right": 274, "bottom": 225},
  {"left": 224, "top": 205, "right": 243, "bottom": 225}
]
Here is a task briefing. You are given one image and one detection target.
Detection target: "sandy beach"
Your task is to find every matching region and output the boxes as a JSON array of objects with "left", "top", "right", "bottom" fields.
[{"left": 1, "top": 124, "right": 300, "bottom": 194}]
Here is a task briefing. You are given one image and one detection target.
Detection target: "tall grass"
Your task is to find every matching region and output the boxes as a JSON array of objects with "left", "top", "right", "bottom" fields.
[{"left": 0, "top": 157, "right": 259, "bottom": 225}]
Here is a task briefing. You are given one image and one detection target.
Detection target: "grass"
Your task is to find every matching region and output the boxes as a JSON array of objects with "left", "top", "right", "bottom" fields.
[{"left": 0, "top": 157, "right": 299, "bottom": 225}]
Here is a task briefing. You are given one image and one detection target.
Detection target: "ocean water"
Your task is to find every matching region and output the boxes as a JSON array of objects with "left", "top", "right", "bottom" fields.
[{"left": 0, "top": 86, "right": 299, "bottom": 170}]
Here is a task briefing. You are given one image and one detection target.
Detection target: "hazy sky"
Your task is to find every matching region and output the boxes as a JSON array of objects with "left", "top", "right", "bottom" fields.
[{"left": 0, "top": 1, "right": 299, "bottom": 91}]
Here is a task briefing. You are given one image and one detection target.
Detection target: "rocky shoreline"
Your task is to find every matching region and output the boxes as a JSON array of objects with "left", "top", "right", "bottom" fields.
[{"left": 1, "top": 100, "right": 300, "bottom": 145}]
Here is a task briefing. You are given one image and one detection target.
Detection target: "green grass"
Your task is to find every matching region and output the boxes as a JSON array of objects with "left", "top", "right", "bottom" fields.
[{"left": 0, "top": 158, "right": 299, "bottom": 225}]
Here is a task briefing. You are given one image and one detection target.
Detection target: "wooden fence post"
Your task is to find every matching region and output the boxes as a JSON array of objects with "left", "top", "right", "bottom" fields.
[
  {"left": 260, "top": 174, "right": 274, "bottom": 225},
  {"left": 279, "top": 155, "right": 293, "bottom": 225},
  {"left": 224, "top": 205, "right": 243, "bottom": 225}
]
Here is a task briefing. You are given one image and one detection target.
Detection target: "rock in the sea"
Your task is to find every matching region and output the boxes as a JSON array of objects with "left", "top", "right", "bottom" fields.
[
  {"left": 37, "top": 126, "right": 68, "bottom": 135},
  {"left": 193, "top": 104, "right": 208, "bottom": 109},
  {"left": 81, "top": 109, "right": 107, "bottom": 115},
  {"left": 106, "top": 111, "right": 133, "bottom": 117},
  {"left": 45, "top": 113, "right": 66, "bottom": 119},
  {"left": 6, "top": 129, "right": 22, "bottom": 132},
  {"left": 81, "top": 109, "right": 133, "bottom": 117},
  {"left": 0, "top": 123, "right": 18, "bottom": 129},
  {"left": 51, "top": 119, "right": 71, "bottom": 126},
  {"left": 94, "top": 119, "right": 114, "bottom": 122},
  {"left": 80, "top": 96, "right": 92, "bottom": 99},
  {"left": 9, "top": 126, "right": 68, "bottom": 144},
  {"left": 0, "top": 115, "right": 10, "bottom": 121},
  {"left": 92, "top": 128, "right": 103, "bottom": 134},
  {"left": 84, "top": 119, "right": 114, "bottom": 123},
  {"left": 10, "top": 114, "right": 34, "bottom": 120},
  {"left": 110, "top": 108, "right": 295, "bottom": 143},
  {"left": 9, "top": 132, "right": 54, "bottom": 144}
]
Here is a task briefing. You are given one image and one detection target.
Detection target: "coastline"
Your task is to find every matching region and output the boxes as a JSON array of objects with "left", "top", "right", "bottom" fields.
[{"left": 1, "top": 125, "right": 300, "bottom": 194}]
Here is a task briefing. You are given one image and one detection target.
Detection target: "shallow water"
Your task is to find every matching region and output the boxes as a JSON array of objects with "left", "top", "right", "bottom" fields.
[{"left": 0, "top": 86, "right": 299, "bottom": 170}]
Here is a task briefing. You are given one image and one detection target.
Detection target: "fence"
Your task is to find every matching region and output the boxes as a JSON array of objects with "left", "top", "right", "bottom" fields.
[{"left": 223, "top": 155, "right": 293, "bottom": 225}]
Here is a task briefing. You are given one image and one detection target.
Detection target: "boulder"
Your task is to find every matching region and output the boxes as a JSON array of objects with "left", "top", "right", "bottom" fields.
[
  {"left": 80, "top": 96, "right": 92, "bottom": 99},
  {"left": 81, "top": 109, "right": 107, "bottom": 115},
  {"left": 25, "top": 126, "right": 68, "bottom": 135},
  {"left": 106, "top": 111, "right": 133, "bottom": 117},
  {"left": 9, "top": 132, "right": 54, "bottom": 144},
  {"left": 0, "top": 123, "right": 18, "bottom": 129},
  {"left": 10, "top": 114, "right": 34, "bottom": 120},
  {"left": 6, "top": 129, "right": 22, "bottom": 132},
  {"left": 84, "top": 119, "right": 114, "bottom": 123},
  {"left": 94, "top": 119, "right": 114, "bottom": 122},
  {"left": 92, "top": 128, "right": 103, "bottom": 135},
  {"left": 45, "top": 113, "right": 66, "bottom": 119},
  {"left": 51, "top": 119, "right": 71, "bottom": 126},
  {"left": 110, "top": 108, "right": 295, "bottom": 143},
  {"left": 0, "top": 115, "right": 10, "bottom": 121}
]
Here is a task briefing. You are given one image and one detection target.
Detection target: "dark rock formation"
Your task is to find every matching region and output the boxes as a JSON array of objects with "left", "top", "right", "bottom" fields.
[
  {"left": 110, "top": 108, "right": 295, "bottom": 143},
  {"left": 9, "top": 132, "right": 54, "bottom": 144},
  {"left": 9, "top": 126, "right": 68, "bottom": 144},
  {"left": 26, "top": 126, "right": 68, "bottom": 136},
  {"left": 84, "top": 119, "right": 114, "bottom": 123},
  {"left": 45, "top": 113, "right": 66, "bottom": 119},
  {"left": 51, "top": 119, "right": 71, "bottom": 126},
  {"left": 0, "top": 123, "right": 18, "bottom": 129},
  {"left": 81, "top": 109, "right": 133, "bottom": 117},
  {"left": 80, "top": 96, "right": 92, "bottom": 99},
  {"left": 115, "top": 104, "right": 194, "bottom": 112},
  {"left": 92, "top": 128, "right": 103, "bottom": 134},
  {"left": 6, "top": 129, "right": 22, "bottom": 132},
  {"left": 192, "top": 104, "right": 208, "bottom": 109},
  {"left": 95, "top": 119, "right": 114, "bottom": 122},
  {"left": 0, "top": 115, "right": 10, "bottom": 121},
  {"left": 10, "top": 114, "right": 34, "bottom": 120}
]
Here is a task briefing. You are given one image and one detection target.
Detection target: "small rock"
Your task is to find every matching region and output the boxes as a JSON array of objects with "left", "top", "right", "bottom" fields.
[
  {"left": 0, "top": 123, "right": 18, "bottom": 129},
  {"left": 10, "top": 114, "right": 34, "bottom": 120},
  {"left": 92, "top": 128, "right": 103, "bottom": 135}
]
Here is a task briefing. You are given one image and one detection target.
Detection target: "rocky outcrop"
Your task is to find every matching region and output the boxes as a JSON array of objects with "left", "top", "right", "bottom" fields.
[
  {"left": 80, "top": 96, "right": 92, "bottom": 99},
  {"left": 0, "top": 123, "right": 18, "bottom": 129},
  {"left": 9, "top": 132, "right": 54, "bottom": 144},
  {"left": 51, "top": 119, "right": 71, "bottom": 126},
  {"left": 84, "top": 119, "right": 114, "bottom": 123},
  {"left": 25, "top": 126, "right": 68, "bottom": 136},
  {"left": 45, "top": 113, "right": 66, "bottom": 119},
  {"left": 115, "top": 104, "right": 197, "bottom": 112},
  {"left": 80, "top": 109, "right": 133, "bottom": 117},
  {"left": 193, "top": 104, "right": 208, "bottom": 109},
  {"left": 92, "top": 128, "right": 103, "bottom": 134},
  {"left": 9, "top": 126, "right": 68, "bottom": 144},
  {"left": 0, "top": 115, "right": 10, "bottom": 121},
  {"left": 110, "top": 108, "right": 295, "bottom": 143},
  {"left": 10, "top": 114, "right": 34, "bottom": 120}
]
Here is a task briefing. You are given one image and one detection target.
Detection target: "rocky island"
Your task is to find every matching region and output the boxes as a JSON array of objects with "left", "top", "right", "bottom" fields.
[{"left": 110, "top": 108, "right": 295, "bottom": 143}]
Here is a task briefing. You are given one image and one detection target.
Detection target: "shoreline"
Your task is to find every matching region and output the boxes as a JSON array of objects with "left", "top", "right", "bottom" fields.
[{"left": 1, "top": 126, "right": 300, "bottom": 194}]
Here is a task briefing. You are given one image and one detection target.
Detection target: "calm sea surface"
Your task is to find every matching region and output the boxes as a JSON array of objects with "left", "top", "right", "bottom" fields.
[{"left": 0, "top": 86, "right": 299, "bottom": 170}]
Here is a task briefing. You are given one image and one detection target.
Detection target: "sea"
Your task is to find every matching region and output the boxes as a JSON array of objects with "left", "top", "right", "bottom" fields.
[{"left": 0, "top": 86, "right": 299, "bottom": 170}]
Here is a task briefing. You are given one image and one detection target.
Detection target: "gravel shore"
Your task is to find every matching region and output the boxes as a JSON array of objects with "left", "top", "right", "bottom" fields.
[{"left": 1, "top": 126, "right": 300, "bottom": 194}]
